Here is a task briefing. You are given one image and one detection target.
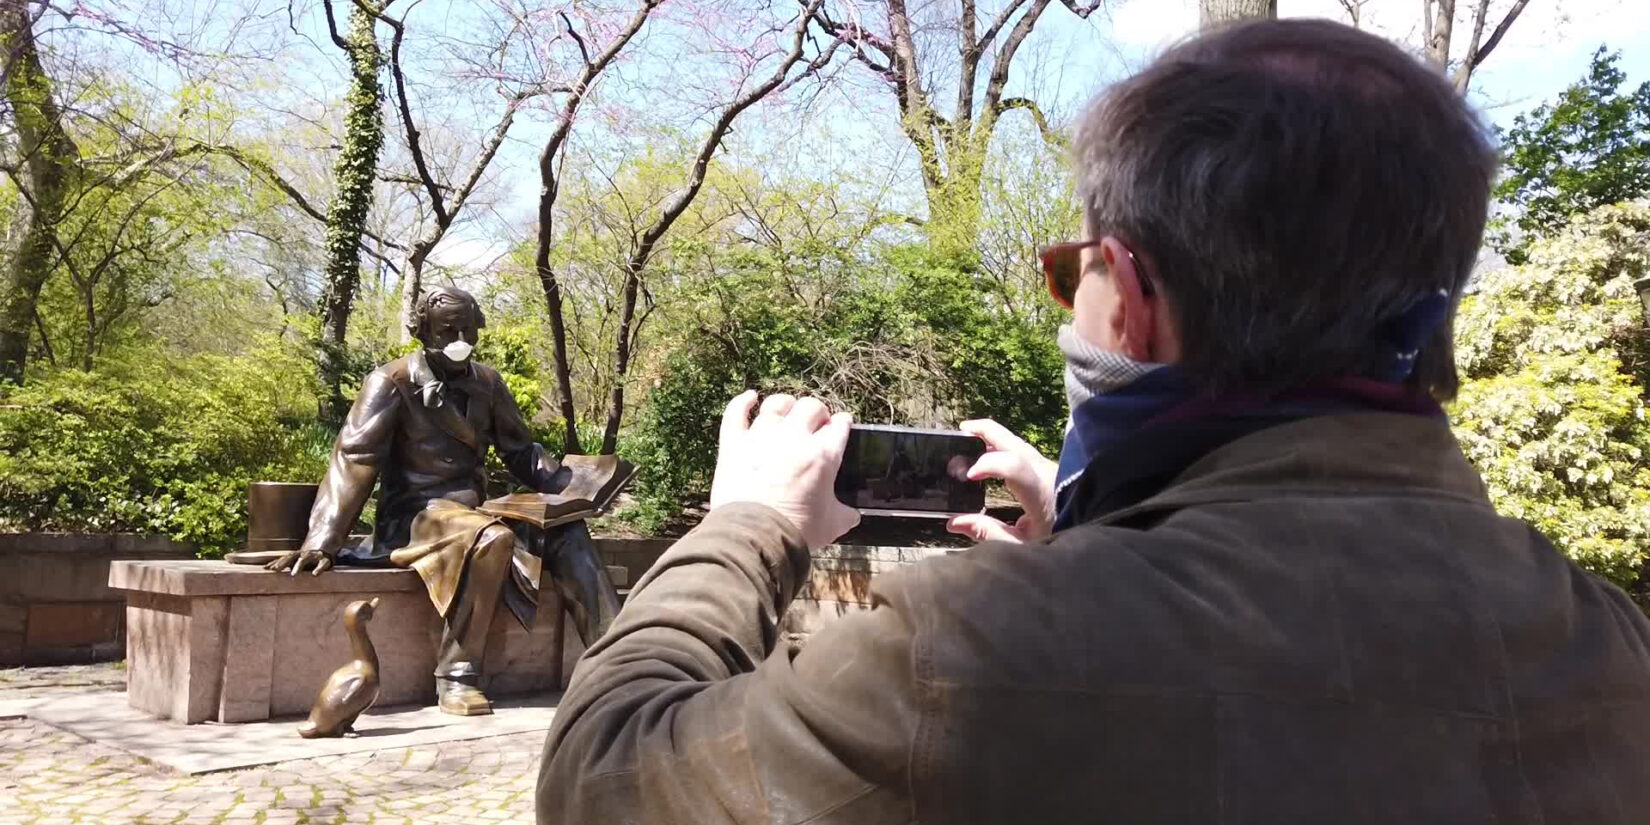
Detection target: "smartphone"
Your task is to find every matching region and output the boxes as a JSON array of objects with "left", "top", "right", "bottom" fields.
[{"left": 834, "top": 424, "right": 987, "bottom": 517}]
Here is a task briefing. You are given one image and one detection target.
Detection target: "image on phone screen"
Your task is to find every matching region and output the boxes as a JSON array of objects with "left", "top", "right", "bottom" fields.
[{"left": 834, "top": 424, "right": 986, "bottom": 515}]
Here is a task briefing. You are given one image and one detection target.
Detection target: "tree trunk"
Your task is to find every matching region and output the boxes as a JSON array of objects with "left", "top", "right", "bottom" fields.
[
  {"left": 527, "top": 2, "right": 665, "bottom": 457},
  {"left": 599, "top": 261, "right": 643, "bottom": 455},
  {"left": 1449, "top": 0, "right": 1533, "bottom": 95},
  {"left": 1423, "top": 0, "right": 1456, "bottom": 70},
  {"left": 534, "top": 199, "right": 583, "bottom": 456},
  {"left": 80, "top": 282, "right": 94, "bottom": 370},
  {"left": 315, "top": 2, "right": 387, "bottom": 417},
  {"left": 396, "top": 238, "right": 433, "bottom": 344},
  {"left": 1198, "top": 0, "right": 1277, "bottom": 28},
  {"left": 926, "top": 130, "right": 989, "bottom": 258},
  {"left": 0, "top": 0, "right": 78, "bottom": 384},
  {"left": 594, "top": 1, "right": 835, "bottom": 454}
]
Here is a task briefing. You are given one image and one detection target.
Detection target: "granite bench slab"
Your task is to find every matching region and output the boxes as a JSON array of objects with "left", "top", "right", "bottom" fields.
[{"left": 109, "top": 560, "right": 588, "bottom": 724}]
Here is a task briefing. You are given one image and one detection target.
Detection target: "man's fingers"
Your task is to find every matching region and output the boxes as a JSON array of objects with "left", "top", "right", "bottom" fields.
[
  {"left": 946, "top": 513, "right": 1023, "bottom": 544},
  {"left": 787, "top": 396, "right": 831, "bottom": 433},
  {"left": 815, "top": 410, "right": 853, "bottom": 459},
  {"left": 968, "top": 451, "right": 1037, "bottom": 487},
  {"left": 313, "top": 555, "right": 333, "bottom": 576},
  {"left": 756, "top": 393, "right": 796, "bottom": 424},
  {"left": 959, "top": 418, "right": 1032, "bottom": 453},
  {"left": 720, "top": 390, "right": 759, "bottom": 442},
  {"left": 825, "top": 501, "right": 861, "bottom": 544}
]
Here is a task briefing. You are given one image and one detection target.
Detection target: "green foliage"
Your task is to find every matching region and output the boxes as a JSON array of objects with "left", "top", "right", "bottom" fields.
[
  {"left": 1453, "top": 201, "right": 1650, "bottom": 593},
  {"left": 621, "top": 245, "right": 1064, "bottom": 533},
  {"left": 1494, "top": 49, "right": 1650, "bottom": 263},
  {"left": 475, "top": 320, "right": 547, "bottom": 419},
  {"left": 315, "top": 2, "right": 388, "bottom": 415},
  {"left": 0, "top": 342, "right": 330, "bottom": 556},
  {"left": 891, "top": 249, "right": 1066, "bottom": 454}
]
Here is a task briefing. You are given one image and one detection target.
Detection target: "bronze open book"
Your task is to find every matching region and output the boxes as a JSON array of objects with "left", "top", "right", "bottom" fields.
[{"left": 478, "top": 454, "right": 639, "bottom": 529}]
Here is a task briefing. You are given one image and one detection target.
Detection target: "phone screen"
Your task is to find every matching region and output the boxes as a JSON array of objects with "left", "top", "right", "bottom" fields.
[{"left": 834, "top": 424, "right": 987, "bottom": 515}]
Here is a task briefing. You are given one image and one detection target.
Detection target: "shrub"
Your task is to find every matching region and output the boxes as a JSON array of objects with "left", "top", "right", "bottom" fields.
[
  {"left": 1453, "top": 201, "right": 1650, "bottom": 593},
  {"left": 0, "top": 342, "right": 330, "bottom": 556},
  {"left": 621, "top": 247, "right": 1066, "bottom": 533}
]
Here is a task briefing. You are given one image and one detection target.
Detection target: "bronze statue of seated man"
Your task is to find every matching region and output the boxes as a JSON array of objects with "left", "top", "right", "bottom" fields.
[{"left": 230, "top": 286, "right": 628, "bottom": 716}]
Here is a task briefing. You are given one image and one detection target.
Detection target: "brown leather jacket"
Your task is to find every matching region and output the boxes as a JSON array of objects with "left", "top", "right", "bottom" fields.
[
  {"left": 537, "top": 414, "right": 1650, "bottom": 824},
  {"left": 300, "top": 352, "right": 562, "bottom": 562}
]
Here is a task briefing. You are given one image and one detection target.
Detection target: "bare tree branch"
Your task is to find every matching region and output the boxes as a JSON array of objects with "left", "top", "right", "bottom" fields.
[
  {"left": 1460, "top": 0, "right": 1532, "bottom": 90},
  {"left": 560, "top": 11, "right": 591, "bottom": 68},
  {"left": 1452, "top": 0, "right": 1492, "bottom": 92},
  {"left": 997, "top": 96, "right": 1066, "bottom": 148},
  {"left": 1336, "top": 0, "right": 1369, "bottom": 27},
  {"left": 979, "top": 0, "right": 1035, "bottom": 47},
  {"left": 984, "top": 0, "right": 1053, "bottom": 117},
  {"left": 320, "top": 0, "right": 351, "bottom": 51},
  {"left": 810, "top": 7, "right": 895, "bottom": 58},
  {"left": 598, "top": 0, "right": 845, "bottom": 452},
  {"left": 534, "top": 0, "right": 665, "bottom": 454}
]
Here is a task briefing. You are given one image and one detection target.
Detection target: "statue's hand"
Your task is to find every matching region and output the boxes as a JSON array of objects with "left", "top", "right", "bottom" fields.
[{"left": 266, "top": 548, "right": 334, "bottom": 576}]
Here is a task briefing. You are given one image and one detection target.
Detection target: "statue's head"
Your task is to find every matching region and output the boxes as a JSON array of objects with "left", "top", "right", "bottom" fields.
[{"left": 410, "top": 286, "right": 486, "bottom": 369}]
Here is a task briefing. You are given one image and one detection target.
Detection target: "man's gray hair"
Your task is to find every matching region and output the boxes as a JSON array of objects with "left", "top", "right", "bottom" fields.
[{"left": 1074, "top": 19, "right": 1497, "bottom": 398}]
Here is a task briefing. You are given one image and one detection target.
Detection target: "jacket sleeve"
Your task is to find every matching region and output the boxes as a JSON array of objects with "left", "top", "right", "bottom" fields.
[
  {"left": 298, "top": 369, "right": 399, "bottom": 556},
  {"left": 488, "top": 371, "right": 562, "bottom": 493},
  {"left": 536, "top": 503, "right": 921, "bottom": 825}
]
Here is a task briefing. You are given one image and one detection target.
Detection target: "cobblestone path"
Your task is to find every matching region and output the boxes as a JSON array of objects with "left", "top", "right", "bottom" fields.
[
  {"left": 0, "top": 717, "right": 542, "bottom": 825},
  {"left": 0, "top": 663, "right": 127, "bottom": 700}
]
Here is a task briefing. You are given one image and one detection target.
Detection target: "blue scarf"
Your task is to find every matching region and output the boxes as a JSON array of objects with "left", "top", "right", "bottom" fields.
[
  {"left": 1051, "top": 369, "right": 1447, "bottom": 532},
  {"left": 1054, "top": 366, "right": 1191, "bottom": 507},
  {"left": 1050, "top": 289, "right": 1455, "bottom": 530}
]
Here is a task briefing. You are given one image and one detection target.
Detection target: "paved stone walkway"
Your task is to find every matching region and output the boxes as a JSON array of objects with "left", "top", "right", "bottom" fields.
[
  {"left": 0, "top": 662, "right": 126, "bottom": 700},
  {"left": 0, "top": 717, "right": 542, "bottom": 824}
]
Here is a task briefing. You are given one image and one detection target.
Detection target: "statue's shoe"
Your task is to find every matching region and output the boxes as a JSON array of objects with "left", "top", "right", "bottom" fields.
[{"left": 437, "top": 678, "right": 493, "bottom": 716}]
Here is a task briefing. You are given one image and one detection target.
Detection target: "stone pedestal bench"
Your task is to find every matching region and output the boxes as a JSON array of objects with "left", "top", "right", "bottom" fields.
[{"left": 107, "top": 560, "right": 593, "bottom": 724}]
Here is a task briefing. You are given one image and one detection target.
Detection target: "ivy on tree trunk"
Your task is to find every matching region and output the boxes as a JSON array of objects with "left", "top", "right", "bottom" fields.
[
  {"left": 1198, "top": 0, "right": 1276, "bottom": 29},
  {"left": 0, "top": 0, "right": 79, "bottom": 385},
  {"left": 315, "top": 1, "right": 388, "bottom": 418}
]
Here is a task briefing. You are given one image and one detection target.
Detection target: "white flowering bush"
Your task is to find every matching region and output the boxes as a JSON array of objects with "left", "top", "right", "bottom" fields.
[{"left": 1453, "top": 201, "right": 1650, "bottom": 593}]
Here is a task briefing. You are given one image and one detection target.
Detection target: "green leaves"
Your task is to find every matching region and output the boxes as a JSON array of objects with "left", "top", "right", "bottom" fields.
[
  {"left": 0, "top": 341, "right": 329, "bottom": 556},
  {"left": 1454, "top": 202, "right": 1650, "bottom": 597},
  {"left": 1493, "top": 49, "right": 1650, "bottom": 262},
  {"left": 620, "top": 245, "right": 1065, "bottom": 532}
]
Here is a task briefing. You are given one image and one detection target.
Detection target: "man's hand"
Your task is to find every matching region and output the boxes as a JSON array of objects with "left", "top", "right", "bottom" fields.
[
  {"left": 709, "top": 391, "right": 860, "bottom": 551},
  {"left": 946, "top": 419, "right": 1058, "bottom": 545},
  {"left": 266, "top": 548, "right": 334, "bottom": 576}
]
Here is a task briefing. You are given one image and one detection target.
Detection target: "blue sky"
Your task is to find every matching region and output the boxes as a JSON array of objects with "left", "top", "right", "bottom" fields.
[
  {"left": 1032, "top": 0, "right": 1650, "bottom": 127},
  {"left": 237, "top": 0, "right": 1648, "bottom": 269}
]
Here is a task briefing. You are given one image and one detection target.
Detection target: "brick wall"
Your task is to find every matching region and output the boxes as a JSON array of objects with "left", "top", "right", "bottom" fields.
[
  {"left": 593, "top": 538, "right": 947, "bottom": 644},
  {"left": 783, "top": 545, "right": 953, "bottom": 643},
  {"left": 0, "top": 533, "right": 195, "bottom": 665}
]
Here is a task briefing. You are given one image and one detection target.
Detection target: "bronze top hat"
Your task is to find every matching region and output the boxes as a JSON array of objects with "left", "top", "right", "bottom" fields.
[{"left": 245, "top": 481, "right": 319, "bottom": 553}]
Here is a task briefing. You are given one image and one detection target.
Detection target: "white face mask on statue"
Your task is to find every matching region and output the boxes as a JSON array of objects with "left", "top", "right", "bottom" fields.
[{"left": 442, "top": 340, "right": 474, "bottom": 362}]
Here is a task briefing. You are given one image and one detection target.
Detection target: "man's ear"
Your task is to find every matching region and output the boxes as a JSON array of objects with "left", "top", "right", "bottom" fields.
[{"left": 1099, "top": 237, "right": 1155, "bottom": 361}]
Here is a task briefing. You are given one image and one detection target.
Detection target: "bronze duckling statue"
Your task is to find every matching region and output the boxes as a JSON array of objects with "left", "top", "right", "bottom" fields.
[{"left": 298, "top": 597, "right": 381, "bottom": 738}]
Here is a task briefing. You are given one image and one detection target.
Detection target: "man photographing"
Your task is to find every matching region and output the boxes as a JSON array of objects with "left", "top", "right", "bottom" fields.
[{"left": 538, "top": 18, "right": 1650, "bottom": 824}]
